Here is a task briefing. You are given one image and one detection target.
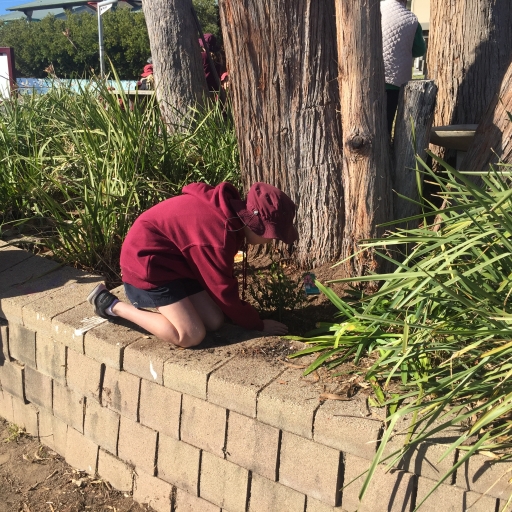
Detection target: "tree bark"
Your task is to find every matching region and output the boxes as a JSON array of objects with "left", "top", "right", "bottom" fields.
[
  {"left": 427, "top": 0, "right": 512, "bottom": 163},
  {"left": 393, "top": 80, "right": 437, "bottom": 225},
  {"left": 142, "top": 0, "right": 208, "bottom": 126},
  {"left": 336, "top": 0, "right": 393, "bottom": 276},
  {"left": 219, "top": 0, "right": 344, "bottom": 267},
  {"left": 460, "top": 58, "right": 512, "bottom": 173}
]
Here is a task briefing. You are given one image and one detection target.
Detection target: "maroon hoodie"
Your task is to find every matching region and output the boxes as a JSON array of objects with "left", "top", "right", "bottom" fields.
[{"left": 120, "top": 182, "right": 264, "bottom": 331}]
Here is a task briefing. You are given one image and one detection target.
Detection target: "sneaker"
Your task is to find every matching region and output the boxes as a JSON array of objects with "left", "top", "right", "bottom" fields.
[
  {"left": 87, "top": 283, "right": 107, "bottom": 304},
  {"left": 87, "top": 283, "right": 118, "bottom": 318}
]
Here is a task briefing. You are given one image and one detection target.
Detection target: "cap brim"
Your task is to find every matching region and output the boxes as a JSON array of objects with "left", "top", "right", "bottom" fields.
[
  {"left": 262, "top": 223, "right": 298, "bottom": 244},
  {"left": 279, "top": 224, "right": 299, "bottom": 244},
  {"left": 231, "top": 198, "right": 266, "bottom": 236}
]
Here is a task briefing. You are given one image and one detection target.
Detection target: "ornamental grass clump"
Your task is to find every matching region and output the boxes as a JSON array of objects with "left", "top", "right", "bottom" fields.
[
  {"left": 289, "top": 156, "right": 512, "bottom": 509},
  {"left": 0, "top": 73, "right": 240, "bottom": 282}
]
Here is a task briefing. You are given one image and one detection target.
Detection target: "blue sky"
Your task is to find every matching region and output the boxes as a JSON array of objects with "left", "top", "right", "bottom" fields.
[{"left": 0, "top": 0, "right": 17, "bottom": 15}]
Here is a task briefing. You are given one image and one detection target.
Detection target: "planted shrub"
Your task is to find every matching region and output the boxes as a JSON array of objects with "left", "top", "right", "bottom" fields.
[{"left": 248, "top": 257, "right": 307, "bottom": 321}]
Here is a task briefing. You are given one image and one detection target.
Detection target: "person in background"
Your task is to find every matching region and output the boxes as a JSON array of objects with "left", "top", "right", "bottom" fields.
[
  {"left": 199, "top": 33, "right": 225, "bottom": 91},
  {"left": 86, "top": 182, "right": 298, "bottom": 348},
  {"left": 220, "top": 71, "right": 229, "bottom": 90},
  {"left": 137, "top": 57, "right": 154, "bottom": 91},
  {"left": 381, "top": 0, "right": 426, "bottom": 135}
]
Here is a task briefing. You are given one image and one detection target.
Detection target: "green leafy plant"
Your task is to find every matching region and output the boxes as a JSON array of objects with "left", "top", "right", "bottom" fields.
[
  {"left": 288, "top": 155, "right": 512, "bottom": 509},
  {"left": 248, "top": 258, "right": 307, "bottom": 321},
  {"left": 4, "top": 424, "right": 27, "bottom": 443},
  {"left": 0, "top": 10, "right": 149, "bottom": 79},
  {"left": 0, "top": 2, "right": 219, "bottom": 79},
  {"left": 0, "top": 71, "right": 240, "bottom": 283}
]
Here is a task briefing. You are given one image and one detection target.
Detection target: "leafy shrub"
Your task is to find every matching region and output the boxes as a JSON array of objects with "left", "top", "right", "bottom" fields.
[
  {"left": 0, "top": 1, "right": 220, "bottom": 79},
  {"left": 248, "top": 257, "right": 307, "bottom": 321},
  {"left": 0, "top": 10, "right": 149, "bottom": 79}
]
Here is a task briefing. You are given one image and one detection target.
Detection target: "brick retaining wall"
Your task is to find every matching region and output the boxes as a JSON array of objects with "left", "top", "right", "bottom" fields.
[{"left": 0, "top": 240, "right": 510, "bottom": 512}]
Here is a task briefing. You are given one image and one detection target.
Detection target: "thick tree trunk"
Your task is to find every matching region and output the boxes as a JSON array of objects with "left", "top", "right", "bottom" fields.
[
  {"left": 142, "top": 0, "right": 208, "bottom": 126},
  {"left": 460, "top": 59, "right": 512, "bottom": 173},
  {"left": 219, "top": 0, "right": 344, "bottom": 267},
  {"left": 393, "top": 80, "right": 437, "bottom": 225},
  {"left": 427, "top": 0, "right": 512, "bottom": 163},
  {"left": 336, "top": 0, "right": 393, "bottom": 276}
]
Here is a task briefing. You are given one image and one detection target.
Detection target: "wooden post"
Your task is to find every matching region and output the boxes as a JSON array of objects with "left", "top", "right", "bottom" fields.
[
  {"left": 427, "top": 0, "right": 512, "bottom": 166},
  {"left": 336, "top": 0, "right": 393, "bottom": 276},
  {"left": 392, "top": 80, "right": 437, "bottom": 226}
]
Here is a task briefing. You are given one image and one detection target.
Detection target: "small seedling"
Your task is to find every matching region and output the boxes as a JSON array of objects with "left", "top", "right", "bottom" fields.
[
  {"left": 4, "top": 423, "right": 27, "bottom": 443},
  {"left": 248, "top": 258, "right": 307, "bottom": 321}
]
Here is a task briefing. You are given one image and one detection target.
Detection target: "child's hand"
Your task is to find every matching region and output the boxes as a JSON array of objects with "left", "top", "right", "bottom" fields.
[{"left": 262, "top": 319, "right": 288, "bottom": 336}]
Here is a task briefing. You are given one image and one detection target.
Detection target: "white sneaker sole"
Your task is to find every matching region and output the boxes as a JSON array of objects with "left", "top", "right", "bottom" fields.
[{"left": 87, "top": 283, "right": 107, "bottom": 304}]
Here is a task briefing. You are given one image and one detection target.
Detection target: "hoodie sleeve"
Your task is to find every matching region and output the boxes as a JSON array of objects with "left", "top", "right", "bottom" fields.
[{"left": 185, "top": 245, "right": 264, "bottom": 331}]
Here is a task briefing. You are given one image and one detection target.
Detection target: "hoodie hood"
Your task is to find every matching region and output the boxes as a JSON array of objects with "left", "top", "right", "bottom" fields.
[{"left": 182, "top": 182, "right": 243, "bottom": 229}]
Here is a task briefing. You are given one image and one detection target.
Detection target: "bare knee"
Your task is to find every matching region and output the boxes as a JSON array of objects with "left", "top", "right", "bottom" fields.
[
  {"left": 175, "top": 323, "right": 206, "bottom": 348},
  {"left": 189, "top": 292, "right": 224, "bottom": 332}
]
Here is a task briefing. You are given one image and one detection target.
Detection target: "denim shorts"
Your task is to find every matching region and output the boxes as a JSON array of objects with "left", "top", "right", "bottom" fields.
[{"left": 124, "top": 279, "right": 204, "bottom": 309}]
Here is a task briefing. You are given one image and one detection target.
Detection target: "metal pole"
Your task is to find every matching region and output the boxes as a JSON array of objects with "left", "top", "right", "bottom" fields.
[{"left": 97, "top": 0, "right": 118, "bottom": 78}]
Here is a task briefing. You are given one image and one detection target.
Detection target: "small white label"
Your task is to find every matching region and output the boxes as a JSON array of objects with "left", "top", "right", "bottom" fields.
[
  {"left": 99, "top": 4, "right": 113, "bottom": 15},
  {"left": 149, "top": 361, "right": 158, "bottom": 380}
]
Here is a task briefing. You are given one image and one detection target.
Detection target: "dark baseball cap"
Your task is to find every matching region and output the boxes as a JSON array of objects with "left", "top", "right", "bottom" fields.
[{"left": 231, "top": 182, "right": 298, "bottom": 244}]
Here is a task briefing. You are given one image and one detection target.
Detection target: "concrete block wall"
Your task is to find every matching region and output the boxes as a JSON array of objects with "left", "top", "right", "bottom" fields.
[{"left": 0, "top": 240, "right": 510, "bottom": 511}]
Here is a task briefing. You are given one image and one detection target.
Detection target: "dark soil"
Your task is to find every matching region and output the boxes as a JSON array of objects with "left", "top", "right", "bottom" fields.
[{"left": 0, "top": 419, "right": 154, "bottom": 512}]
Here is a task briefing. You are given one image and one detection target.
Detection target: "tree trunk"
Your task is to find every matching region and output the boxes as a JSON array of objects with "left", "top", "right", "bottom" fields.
[
  {"left": 336, "top": 0, "right": 393, "bottom": 276},
  {"left": 218, "top": 0, "right": 344, "bottom": 267},
  {"left": 460, "top": 58, "right": 512, "bottom": 173},
  {"left": 427, "top": 0, "right": 512, "bottom": 163},
  {"left": 393, "top": 80, "right": 437, "bottom": 225},
  {"left": 142, "top": 0, "right": 208, "bottom": 126}
]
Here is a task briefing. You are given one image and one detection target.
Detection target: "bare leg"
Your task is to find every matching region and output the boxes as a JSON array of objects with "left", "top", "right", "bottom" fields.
[
  {"left": 111, "top": 291, "right": 223, "bottom": 348},
  {"left": 188, "top": 291, "right": 224, "bottom": 331}
]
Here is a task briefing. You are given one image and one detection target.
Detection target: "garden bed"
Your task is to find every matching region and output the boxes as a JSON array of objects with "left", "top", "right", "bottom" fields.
[{"left": 1, "top": 240, "right": 511, "bottom": 512}]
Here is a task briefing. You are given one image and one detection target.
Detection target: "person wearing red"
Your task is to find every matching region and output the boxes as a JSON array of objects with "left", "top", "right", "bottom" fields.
[
  {"left": 137, "top": 57, "right": 154, "bottom": 90},
  {"left": 86, "top": 182, "right": 298, "bottom": 348},
  {"left": 199, "top": 33, "right": 224, "bottom": 91}
]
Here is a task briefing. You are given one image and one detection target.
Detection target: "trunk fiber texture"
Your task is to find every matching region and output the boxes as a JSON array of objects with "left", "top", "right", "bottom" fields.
[
  {"left": 219, "top": 0, "right": 344, "bottom": 267},
  {"left": 427, "top": 0, "right": 512, "bottom": 163},
  {"left": 393, "top": 80, "right": 437, "bottom": 226},
  {"left": 336, "top": 0, "right": 393, "bottom": 276},
  {"left": 460, "top": 58, "right": 512, "bottom": 173},
  {"left": 142, "top": 0, "right": 207, "bottom": 127}
]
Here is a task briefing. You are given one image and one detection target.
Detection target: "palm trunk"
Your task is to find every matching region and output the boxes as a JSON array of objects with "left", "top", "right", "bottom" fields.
[
  {"left": 142, "top": 0, "right": 208, "bottom": 127},
  {"left": 460, "top": 58, "right": 512, "bottom": 173},
  {"left": 427, "top": 0, "right": 512, "bottom": 164}
]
